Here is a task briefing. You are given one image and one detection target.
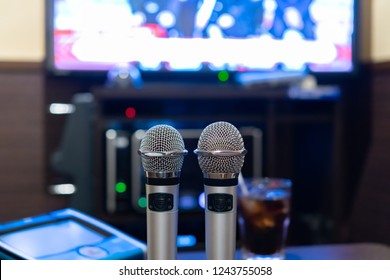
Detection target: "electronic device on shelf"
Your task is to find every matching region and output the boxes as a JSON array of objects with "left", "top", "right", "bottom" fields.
[
  {"left": 0, "top": 208, "right": 146, "bottom": 260},
  {"left": 45, "top": 0, "right": 359, "bottom": 83}
]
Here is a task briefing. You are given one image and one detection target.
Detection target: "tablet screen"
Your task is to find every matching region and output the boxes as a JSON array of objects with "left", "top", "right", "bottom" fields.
[{"left": 0, "top": 219, "right": 106, "bottom": 258}]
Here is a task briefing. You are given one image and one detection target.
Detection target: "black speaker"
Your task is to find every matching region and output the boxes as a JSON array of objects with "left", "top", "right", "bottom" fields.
[{"left": 50, "top": 93, "right": 96, "bottom": 214}]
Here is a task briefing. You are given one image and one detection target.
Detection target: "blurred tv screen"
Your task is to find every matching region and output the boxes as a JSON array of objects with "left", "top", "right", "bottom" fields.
[{"left": 46, "top": 0, "right": 357, "bottom": 75}]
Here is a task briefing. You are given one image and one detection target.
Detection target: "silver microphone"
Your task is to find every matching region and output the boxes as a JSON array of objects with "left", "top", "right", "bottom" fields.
[
  {"left": 194, "top": 121, "right": 246, "bottom": 260},
  {"left": 138, "top": 125, "right": 187, "bottom": 260}
]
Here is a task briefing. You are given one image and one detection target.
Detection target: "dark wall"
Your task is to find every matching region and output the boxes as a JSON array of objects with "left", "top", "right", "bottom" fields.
[
  {"left": 0, "top": 65, "right": 57, "bottom": 222},
  {"left": 347, "top": 63, "right": 390, "bottom": 245}
]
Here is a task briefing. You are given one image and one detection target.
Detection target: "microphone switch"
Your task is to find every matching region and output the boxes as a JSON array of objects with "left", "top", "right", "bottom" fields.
[
  {"left": 148, "top": 193, "right": 174, "bottom": 212},
  {"left": 207, "top": 193, "right": 233, "bottom": 212}
]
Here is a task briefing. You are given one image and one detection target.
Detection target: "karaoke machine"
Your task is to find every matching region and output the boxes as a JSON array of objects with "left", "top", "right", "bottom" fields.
[{"left": 105, "top": 126, "right": 262, "bottom": 214}]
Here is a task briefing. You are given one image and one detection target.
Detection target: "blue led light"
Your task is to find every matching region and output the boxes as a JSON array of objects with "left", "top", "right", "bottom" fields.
[
  {"left": 198, "top": 192, "right": 205, "bottom": 209},
  {"left": 179, "top": 195, "right": 197, "bottom": 210},
  {"left": 177, "top": 235, "right": 197, "bottom": 248}
]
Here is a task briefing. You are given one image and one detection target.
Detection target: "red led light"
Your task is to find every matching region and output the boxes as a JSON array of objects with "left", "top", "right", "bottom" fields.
[{"left": 125, "top": 107, "right": 137, "bottom": 119}]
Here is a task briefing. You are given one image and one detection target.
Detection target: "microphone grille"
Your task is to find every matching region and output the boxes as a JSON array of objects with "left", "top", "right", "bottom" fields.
[
  {"left": 139, "top": 125, "right": 185, "bottom": 172},
  {"left": 197, "top": 121, "right": 245, "bottom": 174}
]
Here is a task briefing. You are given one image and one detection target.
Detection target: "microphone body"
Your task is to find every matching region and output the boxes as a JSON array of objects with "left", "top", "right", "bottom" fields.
[
  {"left": 146, "top": 182, "right": 178, "bottom": 260},
  {"left": 139, "top": 125, "right": 187, "bottom": 260},
  {"left": 195, "top": 121, "right": 246, "bottom": 260},
  {"left": 205, "top": 183, "right": 237, "bottom": 259}
]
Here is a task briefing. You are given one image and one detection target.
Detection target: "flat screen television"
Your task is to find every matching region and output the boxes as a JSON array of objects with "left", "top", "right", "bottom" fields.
[{"left": 45, "top": 0, "right": 359, "bottom": 81}]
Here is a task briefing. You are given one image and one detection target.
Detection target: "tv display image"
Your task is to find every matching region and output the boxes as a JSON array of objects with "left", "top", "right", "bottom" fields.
[{"left": 46, "top": 0, "right": 357, "bottom": 76}]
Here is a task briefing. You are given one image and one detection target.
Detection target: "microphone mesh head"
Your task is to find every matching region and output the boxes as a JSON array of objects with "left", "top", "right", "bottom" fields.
[
  {"left": 139, "top": 125, "right": 185, "bottom": 172},
  {"left": 197, "top": 121, "right": 245, "bottom": 174}
]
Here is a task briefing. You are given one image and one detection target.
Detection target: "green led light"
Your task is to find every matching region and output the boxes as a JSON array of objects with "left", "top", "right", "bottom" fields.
[
  {"left": 218, "top": 71, "right": 229, "bottom": 82},
  {"left": 115, "top": 182, "right": 127, "bottom": 193},
  {"left": 138, "top": 197, "right": 147, "bottom": 208}
]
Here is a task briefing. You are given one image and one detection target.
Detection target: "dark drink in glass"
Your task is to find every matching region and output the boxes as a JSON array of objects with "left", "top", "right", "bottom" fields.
[{"left": 238, "top": 178, "right": 291, "bottom": 260}]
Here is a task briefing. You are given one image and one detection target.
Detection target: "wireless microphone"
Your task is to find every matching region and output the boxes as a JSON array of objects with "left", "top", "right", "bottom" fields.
[
  {"left": 138, "top": 125, "right": 187, "bottom": 260},
  {"left": 194, "top": 121, "right": 246, "bottom": 260}
]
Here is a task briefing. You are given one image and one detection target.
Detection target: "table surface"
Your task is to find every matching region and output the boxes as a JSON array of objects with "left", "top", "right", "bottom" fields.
[{"left": 177, "top": 243, "right": 390, "bottom": 260}]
